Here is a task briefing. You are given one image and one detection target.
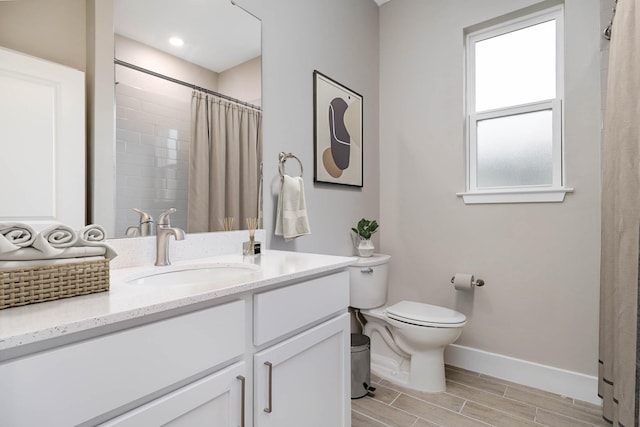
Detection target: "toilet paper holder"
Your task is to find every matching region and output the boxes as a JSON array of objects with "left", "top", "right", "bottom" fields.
[{"left": 450, "top": 275, "right": 485, "bottom": 287}]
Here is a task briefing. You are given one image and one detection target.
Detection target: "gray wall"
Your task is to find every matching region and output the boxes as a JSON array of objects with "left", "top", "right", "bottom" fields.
[
  {"left": 379, "top": 0, "right": 602, "bottom": 376},
  {"left": 0, "top": 0, "right": 86, "bottom": 71},
  {"left": 241, "top": 0, "right": 381, "bottom": 256}
]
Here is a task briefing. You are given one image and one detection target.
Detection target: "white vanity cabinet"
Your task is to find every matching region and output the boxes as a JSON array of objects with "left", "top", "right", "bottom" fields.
[
  {"left": 253, "top": 271, "right": 351, "bottom": 427},
  {"left": 1, "top": 262, "right": 353, "bottom": 427},
  {"left": 0, "top": 300, "right": 246, "bottom": 427}
]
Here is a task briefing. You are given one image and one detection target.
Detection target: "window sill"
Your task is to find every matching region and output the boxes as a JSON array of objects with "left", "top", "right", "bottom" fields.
[{"left": 456, "top": 187, "right": 574, "bottom": 204}]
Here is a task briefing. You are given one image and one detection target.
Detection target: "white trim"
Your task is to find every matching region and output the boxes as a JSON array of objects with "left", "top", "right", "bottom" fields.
[
  {"left": 467, "top": 4, "right": 564, "bottom": 46},
  {"left": 457, "top": 187, "right": 573, "bottom": 204},
  {"left": 444, "top": 344, "right": 601, "bottom": 405},
  {"left": 473, "top": 99, "right": 557, "bottom": 121}
]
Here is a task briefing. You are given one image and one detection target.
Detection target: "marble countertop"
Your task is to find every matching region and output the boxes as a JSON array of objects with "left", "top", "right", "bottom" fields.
[{"left": 0, "top": 250, "right": 356, "bottom": 354}]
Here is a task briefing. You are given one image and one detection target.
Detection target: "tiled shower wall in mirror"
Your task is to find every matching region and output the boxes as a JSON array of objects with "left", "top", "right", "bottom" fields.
[{"left": 115, "top": 83, "right": 190, "bottom": 237}]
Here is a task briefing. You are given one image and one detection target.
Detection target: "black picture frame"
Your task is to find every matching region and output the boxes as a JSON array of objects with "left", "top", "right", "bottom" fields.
[{"left": 313, "top": 70, "right": 363, "bottom": 187}]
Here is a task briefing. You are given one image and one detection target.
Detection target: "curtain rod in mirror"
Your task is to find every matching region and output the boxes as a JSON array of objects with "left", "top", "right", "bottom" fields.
[
  {"left": 114, "top": 58, "right": 262, "bottom": 111},
  {"left": 230, "top": 0, "right": 260, "bottom": 21}
]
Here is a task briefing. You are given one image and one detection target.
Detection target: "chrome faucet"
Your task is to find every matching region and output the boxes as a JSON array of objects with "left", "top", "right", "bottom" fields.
[
  {"left": 126, "top": 208, "right": 154, "bottom": 237},
  {"left": 155, "top": 208, "right": 186, "bottom": 266}
]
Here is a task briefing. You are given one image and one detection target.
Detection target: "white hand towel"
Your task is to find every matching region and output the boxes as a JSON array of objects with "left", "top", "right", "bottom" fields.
[
  {"left": 32, "top": 223, "right": 79, "bottom": 257},
  {"left": 0, "top": 222, "right": 36, "bottom": 254},
  {"left": 75, "top": 224, "right": 118, "bottom": 259},
  {"left": 275, "top": 175, "right": 311, "bottom": 241}
]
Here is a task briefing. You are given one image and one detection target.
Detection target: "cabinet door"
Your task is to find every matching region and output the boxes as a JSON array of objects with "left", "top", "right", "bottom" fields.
[
  {"left": 254, "top": 313, "right": 351, "bottom": 427},
  {"left": 1, "top": 301, "right": 245, "bottom": 427},
  {"left": 101, "top": 362, "right": 247, "bottom": 427}
]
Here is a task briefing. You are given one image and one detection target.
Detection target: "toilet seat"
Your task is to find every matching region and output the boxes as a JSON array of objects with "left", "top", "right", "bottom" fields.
[{"left": 385, "top": 300, "right": 467, "bottom": 328}]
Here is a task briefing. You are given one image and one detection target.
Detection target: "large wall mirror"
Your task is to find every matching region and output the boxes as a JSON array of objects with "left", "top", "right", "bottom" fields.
[
  {"left": 112, "top": 0, "right": 262, "bottom": 238},
  {"left": 0, "top": 0, "right": 262, "bottom": 239}
]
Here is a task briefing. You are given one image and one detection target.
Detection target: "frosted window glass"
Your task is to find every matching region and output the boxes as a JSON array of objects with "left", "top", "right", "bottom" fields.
[
  {"left": 475, "top": 20, "right": 556, "bottom": 112},
  {"left": 476, "top": 110, "right": 553, "bottom": 188}
]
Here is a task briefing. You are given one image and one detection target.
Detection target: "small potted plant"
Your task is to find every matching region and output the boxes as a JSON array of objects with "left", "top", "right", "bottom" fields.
[{"left": 351, "top": 218, "right": 379, "bottom": 257}]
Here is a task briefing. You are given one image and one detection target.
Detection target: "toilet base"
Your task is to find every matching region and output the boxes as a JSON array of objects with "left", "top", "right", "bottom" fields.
[
  {"left": 370, "top": 353, "right": 409, "bottom": 385},
  {"left": 370, "top": 350, "right": 447, "bottom": 393},
  {"left": 366, "top": 325, "right": 448, "bottom": 393},
  {"left": 408, "top": 350, "right": 446, "bottom": 392}
]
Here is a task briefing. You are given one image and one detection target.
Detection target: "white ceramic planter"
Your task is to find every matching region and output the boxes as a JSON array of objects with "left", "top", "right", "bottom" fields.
[{"left": 357, "top": 239, "right": 375, "bottom": 257}]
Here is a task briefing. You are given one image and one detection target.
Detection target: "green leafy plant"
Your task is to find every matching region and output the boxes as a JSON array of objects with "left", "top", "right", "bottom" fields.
[{"left": 351, "top": 218, "right": 379, "bottom": 240}]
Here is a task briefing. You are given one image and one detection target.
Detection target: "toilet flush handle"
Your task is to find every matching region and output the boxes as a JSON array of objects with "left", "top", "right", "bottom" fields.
[{"left": 361, "top": 267, "right": 373, "bottom": 274}]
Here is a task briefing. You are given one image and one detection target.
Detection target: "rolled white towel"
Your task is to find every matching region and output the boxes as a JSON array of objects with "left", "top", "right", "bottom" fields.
[
  {"left": 78, "top": 224, "right": 106, "bottom": 243},
  {"left": 32, "top": 224, "right": 79, "bottom": 257},
  {"left": 0, "top": 222, "right": 36, "bottom": 254},
  {"left": 75, "top": 224, "right": 117, "bottom": 259}
]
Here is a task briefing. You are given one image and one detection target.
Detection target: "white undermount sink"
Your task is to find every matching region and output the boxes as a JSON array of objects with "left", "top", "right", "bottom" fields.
[{"left": 125, "top": 262, "right": 261, "bottom": 286}]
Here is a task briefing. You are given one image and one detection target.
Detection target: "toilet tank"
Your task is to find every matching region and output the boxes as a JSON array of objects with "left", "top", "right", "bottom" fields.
[{"left": 348, "top": 254, "right": 391, "bottom": 309}]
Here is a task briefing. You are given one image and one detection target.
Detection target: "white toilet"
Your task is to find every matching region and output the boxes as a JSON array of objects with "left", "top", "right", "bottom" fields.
[{"left": 349, "top": 254, "right": 467, "bottom": 393}]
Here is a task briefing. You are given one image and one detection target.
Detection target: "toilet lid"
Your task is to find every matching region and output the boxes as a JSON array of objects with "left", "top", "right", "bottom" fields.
[{"left": 385, "top": 301, "right": 467, "bottom": 327}]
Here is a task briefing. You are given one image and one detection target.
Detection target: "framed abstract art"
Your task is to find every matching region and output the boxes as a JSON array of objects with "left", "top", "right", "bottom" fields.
[{"left": 313, "top": 70, "right": 363, "bottom": 187}]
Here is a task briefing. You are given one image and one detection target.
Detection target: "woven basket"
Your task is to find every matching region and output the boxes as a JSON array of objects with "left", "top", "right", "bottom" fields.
[{"left": 0, "top": 259, "right": 110, "bottom": 310}]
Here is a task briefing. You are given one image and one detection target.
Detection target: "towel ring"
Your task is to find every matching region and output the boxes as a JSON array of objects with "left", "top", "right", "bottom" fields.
[{"left": 278, "top": 152, "right": 303, "bottom": 178}]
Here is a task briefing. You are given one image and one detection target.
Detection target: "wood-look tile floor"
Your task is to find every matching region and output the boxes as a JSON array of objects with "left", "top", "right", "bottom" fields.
[{"left": 352, "top": 366, "right": 607, "bottom": 427}]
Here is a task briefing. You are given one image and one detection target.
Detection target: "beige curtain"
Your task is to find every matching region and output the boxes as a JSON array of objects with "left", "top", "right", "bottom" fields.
[
  {"left": 599, "top": 0, "right": 640, "bottom": 425},
  {"left": 188, "top": 92, "right": 262, "bottom": 232}
]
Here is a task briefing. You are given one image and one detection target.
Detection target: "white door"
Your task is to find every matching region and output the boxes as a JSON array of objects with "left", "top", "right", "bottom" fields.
[
  {"left": 101, "top": 362, "right": 247, "bottom": 427},
  {"left": 0, "top": 47, "right": 85, "bottom": 228},
  {"left": 254, "top": 313, "right": 351, "bottom": 427}
]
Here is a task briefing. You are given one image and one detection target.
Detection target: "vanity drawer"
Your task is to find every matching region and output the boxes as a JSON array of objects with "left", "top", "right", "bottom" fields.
[
  {"left": 1, "top": 299, "right": 245, "bottom": 427},
  {"left": 253, "top": 271, "right": 349, "bottom": 346}
]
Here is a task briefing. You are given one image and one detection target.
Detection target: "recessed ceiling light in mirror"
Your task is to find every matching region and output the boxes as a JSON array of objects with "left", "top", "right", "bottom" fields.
[
  {"left": 169, "top": 37, "right": 184, "bottom": 47},
  {"left": 114, "top": 0, "right": 260, "bottom": 73}
]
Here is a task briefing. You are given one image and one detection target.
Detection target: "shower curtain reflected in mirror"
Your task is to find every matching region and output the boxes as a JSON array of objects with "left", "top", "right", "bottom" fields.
[{"left": 188, "top": 92, "right": 262, "bottom": 232}]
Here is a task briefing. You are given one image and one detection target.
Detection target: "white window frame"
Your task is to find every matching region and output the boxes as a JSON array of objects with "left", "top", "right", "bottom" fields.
[{"left": 458, "top": 4, "right": 573, "bottom": 204}]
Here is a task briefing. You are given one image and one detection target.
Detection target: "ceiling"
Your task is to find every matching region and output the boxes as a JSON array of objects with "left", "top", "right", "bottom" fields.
[
  {"left": 113, "top": 0, "right": 261, "bottom": 73},
  {"left": 114, "top": 0, "right": 390, "bottom": 73}
]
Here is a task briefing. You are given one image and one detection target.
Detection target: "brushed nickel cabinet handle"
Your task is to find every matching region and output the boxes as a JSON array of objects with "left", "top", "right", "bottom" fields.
[
  {"left": 236, "top": 375, "right": 246, "bottom": 427},
  {"left": 264, "top": 361, "right": 273, "bottom": 413}
]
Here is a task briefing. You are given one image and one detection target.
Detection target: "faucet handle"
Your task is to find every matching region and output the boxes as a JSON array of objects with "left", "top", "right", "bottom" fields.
[
  {"left": 133, "top": 208, "right": 153, "bottom": 223},
  {"left": 132, "top": 208, "right": 154, "bottom": 236},
  {"left": 158, "top": 207, "right": 177, "bottom": 226}
]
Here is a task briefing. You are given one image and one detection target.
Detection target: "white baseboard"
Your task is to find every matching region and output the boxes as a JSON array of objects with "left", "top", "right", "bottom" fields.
[{"left": 444, "top": 344, "right": 601, "bottom": 405}]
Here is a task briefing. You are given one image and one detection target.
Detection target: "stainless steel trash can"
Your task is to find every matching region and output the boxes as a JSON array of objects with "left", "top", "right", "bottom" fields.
[{"left": 351, "top": 333, "right": 372, "bottom": 399}]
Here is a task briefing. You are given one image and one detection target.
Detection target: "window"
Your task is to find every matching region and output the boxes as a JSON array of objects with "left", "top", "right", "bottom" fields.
[{"left": 459, "top": 4, "right": 572, "bottom": 204}]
